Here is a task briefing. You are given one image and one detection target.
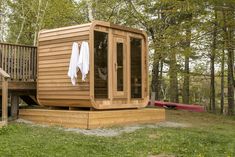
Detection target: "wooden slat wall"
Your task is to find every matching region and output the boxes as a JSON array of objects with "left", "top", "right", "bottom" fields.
[
  {"left": 0, "top": 43, "right": 37, "bottom": 82},
  {"left": 37, "top": 24, "right": 91, "bottom": 105},
  {"left": 19, "top": 108, "right": 165, "bottom": 129}
]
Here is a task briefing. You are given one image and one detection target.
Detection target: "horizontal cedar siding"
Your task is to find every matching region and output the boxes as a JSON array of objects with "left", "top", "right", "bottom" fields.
[
  {"left": 39, "top": 36, "right": 89, "bottom": 46},
  {"left": 38, "top": 99, "right": 92, "bottom": 107},
  {"left": 38, "top": 24, "right": 91, "bottom": 103},
  {"left": 39, "top": 24, "right": 90, "bottom": 41}
]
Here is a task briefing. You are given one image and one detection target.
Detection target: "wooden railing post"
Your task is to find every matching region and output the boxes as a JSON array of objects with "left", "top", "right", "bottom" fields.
[{"left": 0, "top": 68, "right": 10, "bottom": 125}]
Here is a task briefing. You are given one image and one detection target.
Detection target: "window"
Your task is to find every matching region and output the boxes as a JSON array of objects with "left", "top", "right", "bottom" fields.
[
  {"left": 116, "top": 42, "right": 123, "bottom": 91},
  {"left": 130, "top": 38, "right": 142, "bottom": 98},
  {"left": 94, "top": 31, "right": 108, "bottom": 98}
]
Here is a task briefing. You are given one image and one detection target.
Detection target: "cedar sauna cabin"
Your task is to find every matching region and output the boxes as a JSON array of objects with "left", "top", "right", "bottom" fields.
[{"left": 37, "top": 21, "right": 149, "bottom": 110}]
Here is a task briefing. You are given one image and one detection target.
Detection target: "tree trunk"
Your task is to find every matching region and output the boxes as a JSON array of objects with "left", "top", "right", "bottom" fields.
[
  {"left": 227, "top": 38, "right": 234, "bottom": 116},
  {"left": 33, "top": 0, "right": 48, "bottom": 46},
  {"left": 0, "top": 0, "right": 7, "bottom": 42},
  {"left": 15, "top": 17, "right": 26, "bottom": 44},
  {"left": 223, "top": 10, "right": 234, "bottom": 116},
  {"left": 169, "top": 50, "right": 179, "bottom": 103},
  {"left": 183, "top": 55, "right": 190, "bottom": 104},
  {"left": 159, "top": 59, "right": 164, "bottom": 100},
  {"left": 182, "top": 15, "right": 192, "bottom": 105},
  {"left": 220, "top": 41, "right": 225, "bottom": 114},
  {"left": 210, "top": 10, "right": 217, "bottom": 113},
  {"left": 150, "top": 27, "right": 160, "bottom": 101},
  {"left": 151, "top": 53, "right": 160, "bottom": 100},
  {"left": 87, "top": 0, "right": 94, "bottom": 21},
  {"left": 33, "top": 0, "right": 41, "bottom": 46}
]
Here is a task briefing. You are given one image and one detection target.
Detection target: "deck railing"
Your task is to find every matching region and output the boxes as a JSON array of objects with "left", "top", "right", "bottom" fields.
[{"left": 0, "top": 42, "right": 37, "bottom": 81}]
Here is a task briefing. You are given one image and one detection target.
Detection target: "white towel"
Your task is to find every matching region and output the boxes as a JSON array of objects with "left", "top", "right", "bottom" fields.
[
  {"left": 78, "top": 41, "right": 89, "bottom": 81},
  {"left": 68, "top": 42, "right": 80, "bottom": 85}
]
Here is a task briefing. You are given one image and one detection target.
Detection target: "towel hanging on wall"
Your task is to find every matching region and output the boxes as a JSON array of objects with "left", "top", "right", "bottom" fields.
[
  {"left": 68, "top": 42, "right": 80, "bottom": 85},
  {"left": 78, "top": 41, "right": 90, "bottom": 81}
]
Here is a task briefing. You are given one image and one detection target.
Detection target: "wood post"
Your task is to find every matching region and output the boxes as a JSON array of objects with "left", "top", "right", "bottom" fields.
[
  {"left": 0, "top": 68, "right": 10, "bottom": 126},
  {"left": 2, "top": 77, "right": 8, "bottom": 123},
  {"left": 11, "top": 95, "right": 19, "bottom": 120}
]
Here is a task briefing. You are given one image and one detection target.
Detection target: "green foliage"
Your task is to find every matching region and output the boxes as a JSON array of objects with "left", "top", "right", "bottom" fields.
[
  {"left": 43, "top": 0, "right": 87, "bottom": 28},
  {"left": 6, "top": 0, "right": 86, "bottom": 45}
]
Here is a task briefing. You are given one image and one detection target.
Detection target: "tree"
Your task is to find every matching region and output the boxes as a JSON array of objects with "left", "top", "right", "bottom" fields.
[
  {"left": 182, "top": 18, "right": 192, "bottom": 104},
  {"left": 210, "top": 9, "right": 217, "bottom": 113},
  {"left": 6, "top": 0, "right": 85, "bottom": 45},
  {"left": 169, "top": 47, "right": 179, "bottom": 103},
  {"left": 0, "top": 0, "right": 8, "bottom": 42},
  {"left": 223, "top": 8, "right": 234, "bottom": 115},
  {"left": 220, "top": 40, "right": 225, "bottom": 114}
]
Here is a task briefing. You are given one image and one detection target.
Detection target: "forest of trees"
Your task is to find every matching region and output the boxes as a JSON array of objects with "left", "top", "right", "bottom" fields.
[{"left": 0, "top": 0, "right": 234, "bottom": 115}]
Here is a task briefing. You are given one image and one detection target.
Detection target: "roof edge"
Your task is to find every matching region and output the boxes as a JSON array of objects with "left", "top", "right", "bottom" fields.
[
  {"left": 91, "top": 20, "right": 146, "bottom": 36},
  {"left": 38, "top": 20, "right": 147, "bottom": 40}
]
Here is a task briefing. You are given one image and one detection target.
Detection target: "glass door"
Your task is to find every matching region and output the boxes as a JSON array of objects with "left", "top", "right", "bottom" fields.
[{"left": 113, "top": 36, "right": 127, "bottom": 98}]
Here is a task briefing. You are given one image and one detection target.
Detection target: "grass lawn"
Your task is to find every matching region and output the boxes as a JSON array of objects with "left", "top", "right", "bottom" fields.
[{"left": 0, "top": 110, "right": 234, "bottom": 157}]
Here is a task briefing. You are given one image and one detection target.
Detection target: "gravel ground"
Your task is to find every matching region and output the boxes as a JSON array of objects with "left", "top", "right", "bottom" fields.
[{"left": 16, "top": 119, "right": 190, "bottom": 137}]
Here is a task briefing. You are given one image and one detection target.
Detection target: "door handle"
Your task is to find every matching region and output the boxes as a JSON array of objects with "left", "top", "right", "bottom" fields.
[{"left": 115, "top": 62, "right": 118, "bottom": 71}]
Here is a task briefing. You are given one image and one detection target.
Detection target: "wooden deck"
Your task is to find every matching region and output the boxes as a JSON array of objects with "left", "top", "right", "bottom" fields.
[
  {"left": 0, "top": 42, "right": 37, "bottom": 80},
  {"left": 0, "top": 42, "right": 37, "bottom": 92},
  {"left": 19, "top": 108, "right": 165, "bottom": 129},
  {"left": 0, "top": 42, "right": 37, "bottom": 125},
  {"left": 0, "top": 42, "right": 37, "bottom": 94}
]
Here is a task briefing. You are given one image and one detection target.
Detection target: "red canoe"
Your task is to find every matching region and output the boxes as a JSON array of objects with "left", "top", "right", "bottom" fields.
[{"left": 149, "top": 101, "right": 205, "bottom": 112}]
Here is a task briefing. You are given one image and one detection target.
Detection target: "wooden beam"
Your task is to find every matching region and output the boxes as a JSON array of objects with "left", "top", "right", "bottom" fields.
[
  {"left": 0, "top": 81, "right": 36, "bottom": 90},
  {"left": 0, "top": 42, "right": 37, "bottom": 48}
]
